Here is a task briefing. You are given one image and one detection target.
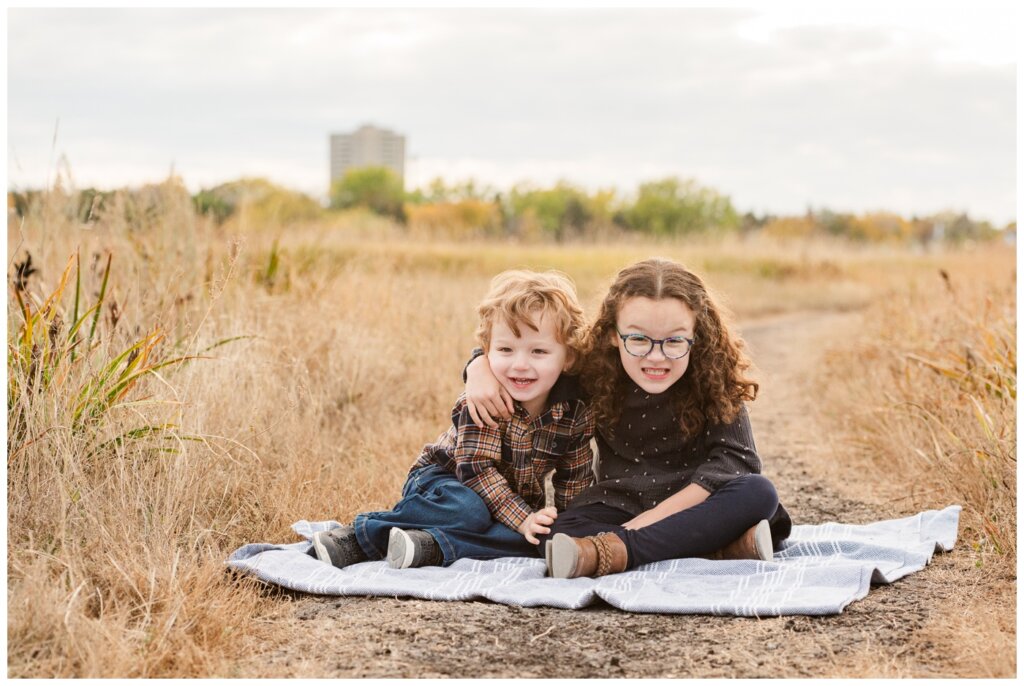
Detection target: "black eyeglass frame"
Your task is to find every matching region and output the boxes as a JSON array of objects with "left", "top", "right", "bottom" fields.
[{"left": 615, "top": 329, "right": 695, "bottom": 359}]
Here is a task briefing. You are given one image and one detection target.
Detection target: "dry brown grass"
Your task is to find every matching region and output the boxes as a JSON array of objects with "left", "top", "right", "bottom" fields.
[
  {"left": 817, "top": 255, "right": 1016, "bottom": 559},
  {"left": 809, "top": 245, "right": 1016, "bottom": 677},
  {"left": 6, "top": 180, "right": 1016, "bottom": 676}
]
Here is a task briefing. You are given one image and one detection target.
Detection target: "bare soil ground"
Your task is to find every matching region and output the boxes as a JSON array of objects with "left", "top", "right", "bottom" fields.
[{"left": 232, "top": 309, "right": 1015, "bottom": 678}]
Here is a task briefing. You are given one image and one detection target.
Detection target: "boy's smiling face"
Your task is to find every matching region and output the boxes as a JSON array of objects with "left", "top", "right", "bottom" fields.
[{"left": 486, "top": 309, "right": 570, "bottom": 417}]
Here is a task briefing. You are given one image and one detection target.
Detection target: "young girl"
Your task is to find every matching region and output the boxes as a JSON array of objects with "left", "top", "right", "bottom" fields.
[{"left": 465, "top": 258, "right": 791, "bottom": 578}]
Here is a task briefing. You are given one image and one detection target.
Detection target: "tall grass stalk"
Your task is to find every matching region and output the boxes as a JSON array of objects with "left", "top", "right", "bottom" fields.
[{"left": 821, "top": 267, "right": 1016, "bottom": 559}]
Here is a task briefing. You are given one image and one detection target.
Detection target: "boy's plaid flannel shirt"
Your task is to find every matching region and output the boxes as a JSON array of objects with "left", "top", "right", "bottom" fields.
[{"left": 411, "top": 376, "right": 595, "bottom": 532}]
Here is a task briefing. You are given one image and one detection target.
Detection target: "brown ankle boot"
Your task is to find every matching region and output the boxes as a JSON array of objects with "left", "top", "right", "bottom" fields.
[
  {"left": 549, "top": 532, "right": 628, "bottom": 578},
  {"left": 706, "top": 519, "right": 773, "bottom": 561}
]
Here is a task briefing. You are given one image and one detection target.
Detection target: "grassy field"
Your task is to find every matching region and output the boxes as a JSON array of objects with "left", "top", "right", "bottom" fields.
[
  {"left": 6, "top": 184, "right": 1016, "bottom": 676},
  {"left": 818, "top": 258, "right": 1016, "bottom": 558}
]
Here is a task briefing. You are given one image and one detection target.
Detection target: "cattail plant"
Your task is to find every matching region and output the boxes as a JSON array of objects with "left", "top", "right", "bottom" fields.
[{"left": 9, "top": 251, "right": 198, "bottom": 462}]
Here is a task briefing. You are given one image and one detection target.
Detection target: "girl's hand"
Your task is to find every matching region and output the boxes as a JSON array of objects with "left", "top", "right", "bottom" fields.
[
  {"left": 623, "top": 483, "right": 712, "bottom": 530},
  {"left": 466, "top": 354, "right": 513, "bottom": 428},
  {"left": 518, "top": 506, "right": 558, "bottom": 545},
  {"left": 621, "top": 513, "right": 652, "bottom": 530}
]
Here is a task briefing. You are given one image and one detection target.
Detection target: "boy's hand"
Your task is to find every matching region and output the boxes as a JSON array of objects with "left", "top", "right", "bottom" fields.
[
  {"left": 466, "top": 355, "right": 514, "bottom": 428},
  {"left": 517, "top": 506, "right": 558, "bottom": 545}
]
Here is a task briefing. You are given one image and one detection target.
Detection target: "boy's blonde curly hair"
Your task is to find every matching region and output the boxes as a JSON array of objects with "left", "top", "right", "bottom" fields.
[{"left": 476, "top": 269, "right": 588, "bottom": 370}]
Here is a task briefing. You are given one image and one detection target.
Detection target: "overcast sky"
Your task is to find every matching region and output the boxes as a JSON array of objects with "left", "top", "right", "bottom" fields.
[{"left": 7, "top": 7, "right": 1017, "bottom": 224}]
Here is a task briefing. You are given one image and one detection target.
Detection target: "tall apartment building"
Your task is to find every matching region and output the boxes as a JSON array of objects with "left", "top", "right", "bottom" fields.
[{"left": 329, "top": 124, "right": 406, "bottom": 187}]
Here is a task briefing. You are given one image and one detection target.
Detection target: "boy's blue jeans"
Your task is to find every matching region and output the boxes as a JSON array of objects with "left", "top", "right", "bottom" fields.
[{"left": 353, "top": 464, "right": 538, "bottom": 566}]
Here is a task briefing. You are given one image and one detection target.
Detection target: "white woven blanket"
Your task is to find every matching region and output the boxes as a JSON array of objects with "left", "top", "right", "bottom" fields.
[{"left": 225, "top": 505, "right": 960, "bottom": 616}]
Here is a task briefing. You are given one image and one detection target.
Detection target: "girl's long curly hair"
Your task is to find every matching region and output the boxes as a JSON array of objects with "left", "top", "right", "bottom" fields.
[{"left": 581, "top": 258, "right": 758, "bottom": 437}]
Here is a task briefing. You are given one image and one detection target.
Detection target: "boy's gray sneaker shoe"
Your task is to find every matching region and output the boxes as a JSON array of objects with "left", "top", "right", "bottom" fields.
[
  {"left": 312, "top": 525, "right": 368, "bottom": 569},
  {"left": 387, "top": 528, "right": 443, "bottom": 569}
]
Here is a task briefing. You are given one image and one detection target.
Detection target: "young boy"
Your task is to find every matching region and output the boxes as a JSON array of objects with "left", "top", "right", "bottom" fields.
[{"left": 313, "top": 269, "right": 596, "bottom": 570}]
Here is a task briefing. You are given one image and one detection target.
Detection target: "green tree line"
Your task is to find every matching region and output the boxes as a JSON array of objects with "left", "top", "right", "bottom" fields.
[{"left": 7, "top": 167, "right": 1012, "bottom": 245}]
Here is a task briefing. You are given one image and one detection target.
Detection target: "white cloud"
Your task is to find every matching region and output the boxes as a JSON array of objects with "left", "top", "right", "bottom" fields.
[
  {"left": 7, "top": 7, "right": 1016, "bottom": 224},
  {"left": 735, "top": 5, "right": 1016, "bottom": 67}
]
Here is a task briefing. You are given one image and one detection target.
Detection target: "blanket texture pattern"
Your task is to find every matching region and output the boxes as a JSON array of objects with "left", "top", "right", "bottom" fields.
[{"left": 226, "top": 505, "right": 960, "bottom": 616}]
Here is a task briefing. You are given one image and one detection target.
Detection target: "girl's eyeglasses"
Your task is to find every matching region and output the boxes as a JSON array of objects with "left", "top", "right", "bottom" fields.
[{"left": 615, "top": 330, "right": 694, "bottom": 359}]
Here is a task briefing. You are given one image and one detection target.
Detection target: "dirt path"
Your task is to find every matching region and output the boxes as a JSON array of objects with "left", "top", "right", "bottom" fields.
[{"left": 235, "top": 309, "right": 1003, "bottom": 678}]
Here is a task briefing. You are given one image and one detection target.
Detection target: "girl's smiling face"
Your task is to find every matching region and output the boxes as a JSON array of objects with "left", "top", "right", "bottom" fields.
[{"left": 611, "top": 296, "right": 697, "bottom": 394}]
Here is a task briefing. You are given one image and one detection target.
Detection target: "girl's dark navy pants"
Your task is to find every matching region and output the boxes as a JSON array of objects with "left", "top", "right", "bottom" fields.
[{"left": 540, "top": 474, "right": 791, "bottom": 569}]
